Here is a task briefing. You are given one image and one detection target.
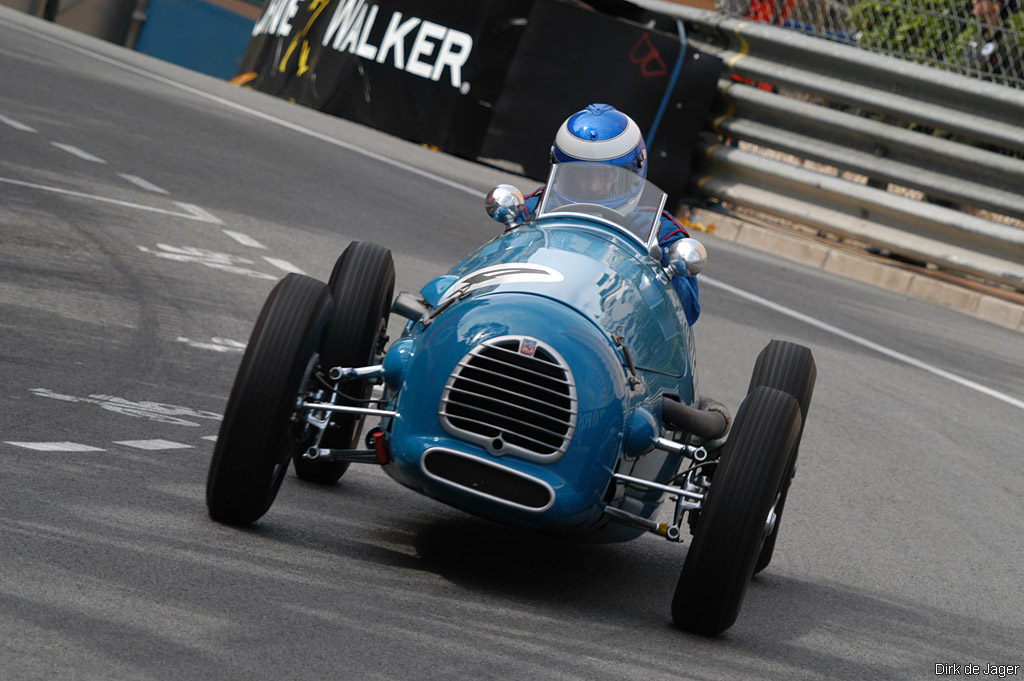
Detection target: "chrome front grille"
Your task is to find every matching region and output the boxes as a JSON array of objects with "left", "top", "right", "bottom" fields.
[{"left": 439, "top": 336, "right": 577, "bottom": 462}]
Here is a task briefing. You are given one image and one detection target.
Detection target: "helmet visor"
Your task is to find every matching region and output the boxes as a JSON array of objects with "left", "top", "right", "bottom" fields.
[{"left": 550, "top": 162, "right": 644, "bottom": 205}]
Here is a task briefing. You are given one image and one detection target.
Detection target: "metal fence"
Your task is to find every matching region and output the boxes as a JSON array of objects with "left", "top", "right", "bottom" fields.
[
  {"left": 636, "top": 0, "right": 1024, "bottom": 292},
  {"left": 711, "top": 0, "right": 1024, "bottom": 89}
]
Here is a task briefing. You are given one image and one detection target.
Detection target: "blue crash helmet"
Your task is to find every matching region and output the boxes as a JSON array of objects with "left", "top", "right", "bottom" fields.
[{"left": 549, "top": 103, "right": 647, "bottom": 209}]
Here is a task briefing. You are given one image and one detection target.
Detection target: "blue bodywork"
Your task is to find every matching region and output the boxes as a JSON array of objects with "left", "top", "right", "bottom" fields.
[{"left": 379, "top": 171, "right": 699, "bottom": 542}]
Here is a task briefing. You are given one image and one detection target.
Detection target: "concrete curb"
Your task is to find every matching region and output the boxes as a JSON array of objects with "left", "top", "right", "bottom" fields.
[{"left": 690, "top": 208, "right": 1024, "bottom": 335}]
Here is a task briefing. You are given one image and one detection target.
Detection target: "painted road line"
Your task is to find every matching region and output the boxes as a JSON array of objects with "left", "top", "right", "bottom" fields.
[
  {"left": 5, "top": 441, "right": 105, "bottom": 452},
  {"left": 119, "top": 173, "right": 170, "bottom": 194},
  {"left": 29, "top": 388, "right": 222, "bottom": 426},
  {"left": 174, "top": 202, "right": 223, "bottom": 225},
  {"left": 264, "top": 257, "right": 305, "bottom": 274},
  {"left": 51, "top": 142, "right": 106, "bottom": 163},
  {"left": 139, "top": 244, "right": 277, "bottom": 281},
  {"left": 0, "top": 177, "right": 228, "bottom": 224},
  {"left": 222, "top": 230, "right": 267, "bottom": 249},
  {"left": 0, "top": 113, "right": 37, "bottom": 132},
  {"left": 702, "top": 276, "right": 1024, "bottom": 411},
  {"left": 177, "top": 336, "right": 246, "bottom": 352},
  {"left": 0, "top": 20, "right": 487, "bottom": 199},
  {"left": 114, "top": 439, "right": 193, "bottom": 450},
  {"left": 201, "top": 435, "right": 218, "bottom": 441}
]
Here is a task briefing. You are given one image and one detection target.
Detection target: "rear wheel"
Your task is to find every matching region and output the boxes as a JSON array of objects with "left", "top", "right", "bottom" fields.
[
  {"left": 671, "top": 386, "right": 801, "bottom": 636},
  {"left": 747, "top": 340, "right": 816, "bottom": 573},
  {"left": 206, "top": 274, "right": 333, "bottom": 525},
  {"left": 292, "top": 241, "right": 395, "bottom": 484}
]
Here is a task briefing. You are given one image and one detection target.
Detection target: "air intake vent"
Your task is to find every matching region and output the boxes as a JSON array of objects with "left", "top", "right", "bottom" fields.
[
  {"left": 439, "top": 336, "right": 577, "bottom": 462},
  {"left": 422, "top": 448, "right": 554, "bottom": 511}
]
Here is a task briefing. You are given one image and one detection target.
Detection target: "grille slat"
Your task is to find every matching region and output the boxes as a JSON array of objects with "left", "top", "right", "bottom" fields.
[
  {"left": 436, "top": 413, "right": 565, "bottom": 452},
  {"left": 451, "top": 362, "right": 575, "bottom": 403},
  {"left": 468, "top": 348, "right": 566, "bottom": 377},
  {"left": 477, "top": 345, "right": 567, "bottom": 378},
  {"left": 447, "top": 375, "right": 576, "bottom": 413},
  {"left": 445, "top": 390, "right": 572, "bottom": 428},
  {"left": 440, "top": 399, "right": 573, "bottom": 441},
  {"left": 456, "top": 355, "right": 571, "bottom": 393},
  {"left": 440, "top": 336, "right": 577, "bottom": 462}
]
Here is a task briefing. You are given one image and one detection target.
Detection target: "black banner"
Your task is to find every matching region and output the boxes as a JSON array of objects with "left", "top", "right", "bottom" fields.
[
  {"left": 479, "top": 0, "right": 721, "bottom": 199},
  {"left": 239, "top": 0, "right": 721, "bottom": 201},
  {"left": 240, "top": 0, "right": 531, "bottom": 159}
]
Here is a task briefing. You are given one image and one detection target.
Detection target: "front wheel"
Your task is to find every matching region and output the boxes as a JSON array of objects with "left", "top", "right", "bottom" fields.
[
  {"left": 292, "top": 241, "right": 395, "bottom": 484},
  {"left": 206, "top": 274, "right": 333, "bottom": 525},
  {"left": 671, "top": 386, "right": 801, "bottom": 636},
  {"left": 747, "top": 340, "right": 816, "bottom": 573}
]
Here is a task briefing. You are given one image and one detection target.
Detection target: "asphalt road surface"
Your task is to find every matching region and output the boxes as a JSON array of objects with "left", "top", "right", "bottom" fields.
[{"left": 2, "top": 8, "right": 1022, "bottom": 680}]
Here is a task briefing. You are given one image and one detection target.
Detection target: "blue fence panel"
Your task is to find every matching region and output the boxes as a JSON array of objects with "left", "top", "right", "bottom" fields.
[{"left": 135, "top": 0, "right": 256, "bottom": 79}]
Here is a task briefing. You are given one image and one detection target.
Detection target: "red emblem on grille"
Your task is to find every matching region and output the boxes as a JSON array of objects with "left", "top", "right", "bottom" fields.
[{"left": 520, "top": 338, "right": 537, "bottom": 356}]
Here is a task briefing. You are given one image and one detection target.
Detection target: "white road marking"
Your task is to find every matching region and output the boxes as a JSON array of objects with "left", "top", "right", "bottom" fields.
[
  {"left": 177, "top": 336, "right": 246, "bottom": 352},
  {"left": 201, "top": 435, "right": 218, "bottom": 442},
  {"left": 222, "top": 230, "right": 267, "bottom": 249},
  {"left": 0, "top": 20, "right": 487, "bottom": 199},
  {"left": 0, "top": 177, "right": 226, "bottom": 224},
  {"left": 139, "top": 244, "right": 277, "bottom": 280},
  {"left": 51, "top": 142, "right": 106, "bottom": 163},
  {"left": 5, "top": 441, "right": 105, "bottom": 452},
  {"left": 702, "top": 276, "right": 1024, "bottom": 411},
  {"left": 114, "top": 439, "right": 192, "bottom": 450},
  {"left": 264, "top": 257, "right": 305, "bottom": 274},
  {"left": 174, "top": 202, "right": 223, "bottom": 224},
  {"left": 118, "top": 173, "right": 169, "bottom": 194},
  {"left": 28, "top": 388, "right": 222, "bottom": 426},
  {"left": 0, "top": 113, "right": 37, "bottom": 132}
]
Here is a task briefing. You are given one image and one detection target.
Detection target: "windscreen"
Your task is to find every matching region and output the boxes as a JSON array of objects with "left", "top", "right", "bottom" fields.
[{"left": 536, "top": 162, "right": 668, "bottom": 248}]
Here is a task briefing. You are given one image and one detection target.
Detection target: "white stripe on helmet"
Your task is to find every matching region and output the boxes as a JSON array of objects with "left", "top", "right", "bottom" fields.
[{"left": 553, "top": 116, "right": 642, "bottom": 163}]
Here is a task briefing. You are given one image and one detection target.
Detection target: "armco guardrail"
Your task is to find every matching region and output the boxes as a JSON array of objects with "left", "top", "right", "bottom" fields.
[{"left": 636, "top": 0, "right": 1024, "bottom": 292}]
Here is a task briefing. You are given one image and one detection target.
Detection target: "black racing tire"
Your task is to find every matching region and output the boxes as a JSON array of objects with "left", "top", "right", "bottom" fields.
[
  {"left": 747, "top": 340, "right": 816, "bottom": 574},
  {"left": 671, "top": 386, "right": 801, "bottom": 636},
  {"left": 206, "top": 274, "right": 333, "bottom": 525},
  {"left": 747, "top": 340, "right": 816, "bottom": 423},
  {"left": 292, "top": 241, "right": 395, "bottom": 484}
]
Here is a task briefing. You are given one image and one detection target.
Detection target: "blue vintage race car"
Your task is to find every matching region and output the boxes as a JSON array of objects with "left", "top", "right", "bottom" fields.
[{"left": 205, "top": 162, "right": 816, "bottom": 636}]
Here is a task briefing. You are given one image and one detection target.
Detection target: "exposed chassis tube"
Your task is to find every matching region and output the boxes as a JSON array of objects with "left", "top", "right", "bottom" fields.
[
  {"left": 298, "top": 364, "right": 397, "bottom": 464},
  {"left": 301, "top": 448, "right": 380, "bottom": 463},
  {"left": 298, "top": 401, "right": 399, "bottom": 418},
  {"left": 604, "top": 471, "right": 706, "bottom": 542}
]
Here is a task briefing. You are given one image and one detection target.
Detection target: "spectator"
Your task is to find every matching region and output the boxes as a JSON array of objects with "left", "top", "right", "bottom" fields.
[{"left": 966, "top": 0, "right": 1022, "bottom": 85}]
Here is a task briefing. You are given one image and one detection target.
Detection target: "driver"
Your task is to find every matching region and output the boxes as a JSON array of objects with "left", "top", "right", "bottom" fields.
[{"left": 524, "top": 103, "right": 701, "bottom": 326}]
